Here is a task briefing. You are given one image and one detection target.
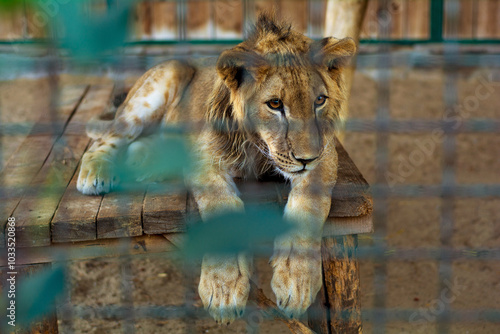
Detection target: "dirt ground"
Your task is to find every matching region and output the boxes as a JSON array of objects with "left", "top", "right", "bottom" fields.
[{"left": 1, "top": 66, "right": 499, "bottom": 333}]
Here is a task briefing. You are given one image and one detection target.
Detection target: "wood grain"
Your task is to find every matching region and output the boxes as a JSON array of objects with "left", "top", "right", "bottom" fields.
[
  {"left": 0, "top": 235, "right": 174, "bottom": 266},
  {"left": 0, "top": 86, "right": 88, "bottom": 247},
  {"left": 476, "top": 0, "right": 499, "bottom": 39},
  {"left": 406, "top": 0, "right": 430, "bottom": 39},
  {"left": 51, "top": 168, "right": 102, "bottom": 243},
  {"left": 97, "top": 189, "right": 145, "bottom": 239},
  {"left": 51, "top": 85, "right": 114, "bottom": 243},
  {"left": 143, "top": 188, "right": 188, "bottom": 234},
  {"left": 13, "top": 135, "right": 90, "bottom": 248},
  {"left": 308, "top": 235, "right": 361, "bottom": 333}
]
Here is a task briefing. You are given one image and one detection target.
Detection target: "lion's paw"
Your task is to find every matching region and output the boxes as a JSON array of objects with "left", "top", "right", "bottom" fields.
[
  {"left": 198, "top": 254, "right": 251, "bottom": 324},
  {"left": 270, "top": 238, "right": 322, "bottom": 319},
  {"left": 77, "top": 152, "right": 117, "bottom": 195}
]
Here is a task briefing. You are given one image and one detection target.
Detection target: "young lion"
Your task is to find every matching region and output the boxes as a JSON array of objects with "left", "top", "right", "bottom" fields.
[{"left": 77, "top": 15, "right": 355, "bottom": 323}]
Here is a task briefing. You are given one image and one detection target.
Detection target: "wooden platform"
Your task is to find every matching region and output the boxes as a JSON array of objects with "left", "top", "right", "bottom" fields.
[{"left": 0, "top": 84, "right": 372, "bottom": 260}]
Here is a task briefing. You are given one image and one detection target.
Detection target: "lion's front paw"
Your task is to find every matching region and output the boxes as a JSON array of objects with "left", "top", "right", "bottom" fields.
[
  {"left": 77, "top": 152, "right": 117, "bottom": 195},
  {"left": 271, "top": 238, "right": 322, "bottom": 318},
  {"left": 198, "top": 254, "right": 251, "bottom": 324}
]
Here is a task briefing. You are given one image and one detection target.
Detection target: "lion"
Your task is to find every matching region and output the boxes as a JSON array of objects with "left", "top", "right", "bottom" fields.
[{"left": 77, "top": 14, "right": 356, "bottom": 324}]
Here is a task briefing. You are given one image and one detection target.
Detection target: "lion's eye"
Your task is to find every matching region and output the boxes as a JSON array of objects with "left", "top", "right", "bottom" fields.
[
  {"left": 266, "top": 99, "right": 284, "bottom": 111},
  {"left": 315, "top": 95, "right": 328, "bottom": 107}
]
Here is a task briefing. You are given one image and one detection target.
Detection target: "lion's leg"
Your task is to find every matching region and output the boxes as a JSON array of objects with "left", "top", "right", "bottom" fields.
[
  {"left": 271, "top": 150, "right": 338, "bottom": 318},
  {"left": 191, "top": 131, "right": 251, "bottom": 324},
  {"left": 77, "top": 60, "right": 194, "bottom": 195}
]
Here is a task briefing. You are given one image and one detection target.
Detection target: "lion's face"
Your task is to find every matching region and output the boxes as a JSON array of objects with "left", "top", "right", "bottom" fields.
[
  {"left": 244, "top": 65, "right": 336, "bottom": 177},
  {"left": 211, "top": 19, "right": 355, "bottom": 178}
]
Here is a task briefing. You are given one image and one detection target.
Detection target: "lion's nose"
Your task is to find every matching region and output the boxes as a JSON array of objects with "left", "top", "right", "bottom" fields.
[{"left": 292, "top": 154, "right": 319, "bottom": 165}]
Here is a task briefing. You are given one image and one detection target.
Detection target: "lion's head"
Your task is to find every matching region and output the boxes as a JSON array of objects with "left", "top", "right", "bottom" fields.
[{"left": 208, "top": 14, "right": 356, "bottom": 179}]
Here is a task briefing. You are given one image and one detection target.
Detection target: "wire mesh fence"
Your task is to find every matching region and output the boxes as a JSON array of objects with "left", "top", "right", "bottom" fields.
[{"left": 1, "top": 0, "right": 499, "bottom": 333}]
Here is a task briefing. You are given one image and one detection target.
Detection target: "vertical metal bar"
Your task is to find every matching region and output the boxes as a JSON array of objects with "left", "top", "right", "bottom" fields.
[
  {"left": 372, "top": 1, "right": 391, "bottom": 333},
  {"left": 177, "top": 0, "right": 187, "bottom": 41},
  {"left": 121, "top": 251, "right": 136, "bottom": 334},
  {"left": 430, "top": 0, "right": 445, "bottom": 42},
  {"left": 439, "top": 1, "right": 460, "bottom": 332}
]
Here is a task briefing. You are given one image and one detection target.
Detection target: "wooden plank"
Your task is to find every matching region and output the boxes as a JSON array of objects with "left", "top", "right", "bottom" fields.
[
  {"left": 186, "top": 0, "right": 213, "bottom": 39},
  {"left": 133, "top": 1, "right": 152, "bottom": 40},
  {"left": 329, "top": 140, "right": 372, "bottom": 219},
  {"left": 143, "top": 187, "right": 188, "bottom": 234},
  {"left": 0, "top": 86, "right": 88, "bottom": 247},
  {"left": 51, "top": 169, "right": 101, "bottom": 243},
  {"left": 406, "top": 0, "right": 430, "bottom": 39},
  {"left": 151, "top": 1, "right": 177, "bottom": 40},
  {"left": 162, "top": 233, "right": 185, "bottom": 249},
  {"left": 389, "top": 0, "right": 405, "bottom": 39},
  {"left": 0, "top": 5, "right": 25, "bottom": 40},
  {"left": 445, "top": 0, "right": 475, "bottom": 39},
  {"left": 51, "top": 85, "right": 114, "bottom": 243},
  {"left": 25, "top": 3, "right": 47, "bottom": 39},
  {"left": 255, "top": 0, "right": 278, "bottom": 17},
  {"left": 215, "top": 0, "right": 243, "bottom": 39},
  {"left": 13, "top": 135, "right": 90, "bottom": 248},
  {"left": 0, "top": 235, "right": 174, "bottom": 267},
  {"left": 360, "top": 0, "right": 378, "bottom": 39},
  {"left": 308, "top": 235, "right": 361, "bottom": 333},
  {"left": 0, "top": 263, "right": 59, "bottom": 333},
  {"left": 476, "top": 0, "right": 499, "bottom": 39},
  {"left": 96, "top": 190, "right": 145, "bottom": 239},
  {"left": 279, "top": 0, "right": 308, "bottom": 34}
]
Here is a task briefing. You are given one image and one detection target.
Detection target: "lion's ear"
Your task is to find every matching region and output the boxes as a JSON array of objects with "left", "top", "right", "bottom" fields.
[
  {"left": 311, "top": 37, "right": 356, "bottom": 71},
  {"left": 216, "top": 47, "right": 269, "bottom": 91}
]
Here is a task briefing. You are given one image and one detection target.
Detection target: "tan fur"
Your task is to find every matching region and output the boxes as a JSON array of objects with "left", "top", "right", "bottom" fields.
[{"left": 77, "top": 14, "right": 356, "bottom": 324}]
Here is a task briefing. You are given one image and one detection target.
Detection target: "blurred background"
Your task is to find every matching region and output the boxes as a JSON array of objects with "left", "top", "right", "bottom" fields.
[{"left": 0, "top": 0, "right": 499, "bottom": 333}]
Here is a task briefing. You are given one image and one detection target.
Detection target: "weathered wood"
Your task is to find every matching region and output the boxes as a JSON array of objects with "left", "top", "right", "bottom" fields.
[
  {"left": 134, "top": 1, "right": 152, "bottom": 40},
  {"left": 329, "top": 139, "right": 372, "bottom": 218},
  {"left": 0, "top": 235, "right": 174, "bottom": 267},
  {"left": 249, "top": 281, "right": 316, "bottom": 334},
  {"left": 96, "top": 189, "right": 145, "bottom": 239},
  {"left": 308, "top": 235, "right": 361, "bottom": 334},
  {"left": 186, "top": 0, "right": 213, "bottom": 39},
  {"left": 151, "top": 1, "right": 177, "bottom": 40},
  {"left": 389, "top": 0, "right": 405, "bottom": 39},
  {"left": 25, "top": 4, "right": 47, "bottom": 38},
  {"left": 444, "top": 0, "right": 474, "bottom": 39},
  {"left": 476, "top": 0, "right": 499, "bottom": 39},
  {"left": 406, "top": 0, "right": 430, "bottom": 39},
  {"left": 13, "top": 135, "right": 90, "bottom": 248},
  {"left": 0, "top": 263, "right": 59, "bottom": 333},
  {"left": 0, "top": 5, "right": 25, "bottom": 40},
  {"left": 51, "top": 169, "right": 101, "bottom": 243},
  {"left": 279, "top": 0, "right": 308, "bottom": 33},
  {"left": 360, "top": 0, "right": 379, "bottom": 39},
  {"left": 51, "top": 85, "right": 114, "bottom": 243},
  {"left": 0, "top": 86, "right": 88, "bottom": 247},
  {"left": 143, "top": 187, "right": 188, "bottom": 234},
  {"left": 162, "top": 233, "right": 185, "bottom": 249},
  {"left": 215, "top": 0, "right": 243, "bottom": 39}
]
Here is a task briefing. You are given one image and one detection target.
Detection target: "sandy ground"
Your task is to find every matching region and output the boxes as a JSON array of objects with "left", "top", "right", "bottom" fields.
[{"left": 1, "top": 66, "right": 499, "bottom": 333}]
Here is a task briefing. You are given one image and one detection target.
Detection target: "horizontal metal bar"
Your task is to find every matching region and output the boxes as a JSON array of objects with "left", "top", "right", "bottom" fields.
[
  {"left": 61, "top": 305, "right": 500, "bottom": 323},
  {"left": 2, "top": 118, "right": 500, "bottom": 136},
  {"left": 1, "top": 38, "right": 500, "bottom": 47}
]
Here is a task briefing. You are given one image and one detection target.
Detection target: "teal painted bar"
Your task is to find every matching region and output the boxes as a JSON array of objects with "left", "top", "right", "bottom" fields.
[
  {"left": 430, "top": 0, "right": 445, "bottom": 43},
  {"left": 1, "top": 38, "right": 500, "bottom": 47}
]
